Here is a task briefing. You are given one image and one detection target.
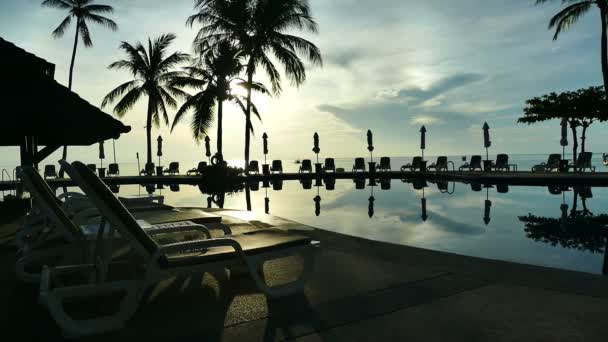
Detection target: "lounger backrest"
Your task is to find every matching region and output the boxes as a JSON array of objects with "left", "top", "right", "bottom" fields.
[
  {"left": 437, "top": 156, "right": 447, "bottom": 167},
  {"left": 354, "top": 158, "right": 365, "bottom": 168},
  {"left": 249, "top": 160, "right": 259, "bottom": 169},
  {"left": 64, "top": 161, "right": 159, "bottom": 258},
  {"left": 380, "top": 157, "right": 390, "bottom": 167},
  {"left": 412, "top": 156, "right": 422, "bottom": 166},
  {"left": 496, "top": 154, "right": 508, "bottom": 166},
  {"left": 548, "top": 154, "right": 561, "bottom": 166},
  {"left": 272, "top": 179, "right": 283, "bottom": 190},
  {"left": 198, "top": 161, "right": 207, "bottom": 172},
  {"left": 18, "top": 166, "right": 84, "bottom": 243},
  {"left": 44, "top": 165, "right": 56, "bottom": 177},
  {"left": 109, "top": 163, "right": 119, "bottom": 174},
  {"left": 471, "top": 155, "right": 482, "bottom": 167},
  {"left": 169, "top": 162, "right": 179, "bottom": 171},
  {"left": 325, "top": 158, "right": 335, "bottom": 169},
  {"left": 272, "top": 160, "right": 282, "bottom": 169},
  {"left": 302, "top": 159, "right": 312, "bottom": 169}
]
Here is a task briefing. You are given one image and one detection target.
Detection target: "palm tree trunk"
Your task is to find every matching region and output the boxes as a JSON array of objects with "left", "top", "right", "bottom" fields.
[
  {"left": 217, "top": 100, "right": 223, "bottom": 162},
  {"left": 570, "top": 120, "right": 579, "bottom": 171},
  {"left": 146, "top": 97, "right": 153, "bottom": 174},
  {"left": 58, "top": 22, "right": 80, "bottom": 177},
  {"left": 581, "top": 123, "right": 589, "bottom": 154},
  {"left": 244, "top": 58, "right": 254, "bottom": 173},
  {"left": 571, "top": 189, "right": 578, "bottom": 217},
  {"left": 68, "top": 21, "right": 79, "bottom": 90},
  {"left": 599, "top": 4, "right": 608, "bottom": 95}
]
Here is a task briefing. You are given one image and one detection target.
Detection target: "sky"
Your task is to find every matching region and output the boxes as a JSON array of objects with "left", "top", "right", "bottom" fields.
[{"left": 0, "top": 0, "right": 606, "bottom": 168}]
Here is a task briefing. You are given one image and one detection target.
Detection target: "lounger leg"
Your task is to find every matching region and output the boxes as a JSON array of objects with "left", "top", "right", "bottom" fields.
[
  {"left": 39, "top": 267, "right": 144, "bottom": 339},
  {"left": 16, "top": 245, "right": 70, "bottom": 283}
]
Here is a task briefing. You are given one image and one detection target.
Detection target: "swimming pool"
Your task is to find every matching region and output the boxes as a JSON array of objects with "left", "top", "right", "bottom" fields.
[{"left": 106, "top": 177, "right": 608, "bottom": 276}]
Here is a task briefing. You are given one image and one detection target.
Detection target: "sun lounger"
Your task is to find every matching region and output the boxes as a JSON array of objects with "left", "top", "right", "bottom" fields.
[
  {"left": 353, "top": 178, "right": 365, "bottom": 189},
  {"left": 352, "top": 158, "right": 365, "bottom": 172},
  {"left": 39, "top": 160, "right": 318, "bottom": 337},
  {"left": 325, "top": 177, "right": 336, "bottom": 190},
  {"left": 87, "top": 164, "right": 97, "bottom": 174},
  {"left": 401, "top": 156, "right": 424, "bottom": 172},
  {"left": 490, "top": 154, "right": 517, "bottom": 172},
  {"left": 107, "top": 163, "right": 120, "bottom": 176},
  {"left": 300, "top": 178, "right": 312, "bottom": 189},
  {"left": 299, "top": 159, "right": 313, "bottom": 173},
  {"left": 248, "top": 160, "right": 260, "bottom": 174},
  {"left": 323, "top": 158, "right": 336, "bottom": 172},
  {"left": 568, "top": 152, "right": 595, "bottom": 172},
  {"left": 377, "top": 157, "right": 391, "bottom": 172},
  {"left": 164, "top": 162, "right": 180, "bottom": 175},
  {"left": 427, "top": 156, "right": 448, "bottom": 172},
  {"left": 459, "top": 155, "right": 482, "bottom": 171},
  {"left": 532, "top": 154, "right": 561, "bottom": 172},
  {"left": 140, "top": 163, "right": 155, "bottom": 176},
  {"left": 271, "top": 160, "right": 283, "bottom": 174},
  {"left": 15, "top": 166, "right": 211, "bottom": 283},
  {"left": 187, "top": 161, "right": 207, "bottom": 176}
]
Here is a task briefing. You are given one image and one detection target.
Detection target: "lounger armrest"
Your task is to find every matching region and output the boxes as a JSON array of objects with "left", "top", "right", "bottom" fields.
[
  {"left": 146, "top": 221, "right": 212, "bottom": 239},
  {"left": 159, "top": 237, "right": 243, "bottom": 256}
]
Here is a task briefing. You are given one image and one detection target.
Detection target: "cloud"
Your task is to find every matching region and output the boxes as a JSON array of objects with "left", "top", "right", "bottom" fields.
[
  {"left": 395, "top": 73, "right": 485, "bottom": 104},
  {"left": 410, "top": 115, "right": 442, "bottom": 126},
  {"left": 325, "top": 48, "right": 364, "bottom": 68}
]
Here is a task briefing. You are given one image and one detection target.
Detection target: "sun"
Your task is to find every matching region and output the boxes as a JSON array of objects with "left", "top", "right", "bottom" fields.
[{"left": 229, "top": 81, "right": 249, "bottom": 97}]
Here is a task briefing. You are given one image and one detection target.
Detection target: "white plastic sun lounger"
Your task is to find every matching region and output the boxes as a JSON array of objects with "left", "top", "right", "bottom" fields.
[
  {"left": 38, "top": 161, "right": 318, "bottom": 338},
  {"left": 15, "top": 166, "right": 212, "bottom": 283}
]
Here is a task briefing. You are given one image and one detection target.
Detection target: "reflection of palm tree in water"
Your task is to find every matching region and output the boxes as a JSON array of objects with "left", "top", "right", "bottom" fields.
[{"left": 519, "top": 188, "right": 608, "bottom": 275}]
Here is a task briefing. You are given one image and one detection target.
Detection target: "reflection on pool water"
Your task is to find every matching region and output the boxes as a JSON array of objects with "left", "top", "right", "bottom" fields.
[{"left": 107, "top": 177, "right": 608, "bottom": 276}]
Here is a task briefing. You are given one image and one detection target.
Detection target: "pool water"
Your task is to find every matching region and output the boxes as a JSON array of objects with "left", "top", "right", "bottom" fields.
[{"left": 109, "top": 177, "right": 608, "bottom": 276}]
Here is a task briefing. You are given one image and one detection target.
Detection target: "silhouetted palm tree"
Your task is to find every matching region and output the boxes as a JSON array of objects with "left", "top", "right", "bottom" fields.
[
  {"left": 102, "top": 34, "right": 189, "bottom": 170},
  {"left": 42, "top": 0, "right": 117, "bottom": 89},
  {"left": 42, "top": 0, "right": 117, "bottom": 170},
  {"left": 188, "top": 0, "right": 322, "bottom": 171},
  {"left": 536, "top": 0, "right": 608, "bottom": 95},
  {"left": 171, "top": 42, "right": 268, "bottom": 162}
]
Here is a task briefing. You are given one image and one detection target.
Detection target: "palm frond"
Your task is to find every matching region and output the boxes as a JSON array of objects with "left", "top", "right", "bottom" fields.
[
  {"left": 112, "top": 85, "right": 144, "bottom": 117},
  {"left": 41, "top": 0, "right": 73, "bottom": 9},
  {"left": 51, "top": 15, "right": 72, "bottom": 38},
  {"left": 548, "top": 1, "right": 593, "bottom": 40},
  {"left": 84, "top": 13, "right": 118, "bottom": 31},
  {"left": 83, "top": 4, "right": 114, "bottom": 14},
  {"left": 258, "top": 54, "right": 282, "bottom": 94},
  {"left": 270, "top": 42, "right": 306, "bottom": 86},
  {"left": 101, "top": 80, "right": 139, "bottom": 108},
  {"left": 78, "top": 20, "right": 93, "bottom": 47}
]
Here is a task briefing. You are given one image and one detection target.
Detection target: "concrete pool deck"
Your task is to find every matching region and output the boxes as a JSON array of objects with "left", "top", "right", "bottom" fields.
[{"left": 2, "top": 210, "right": 608, "bottom": 341}]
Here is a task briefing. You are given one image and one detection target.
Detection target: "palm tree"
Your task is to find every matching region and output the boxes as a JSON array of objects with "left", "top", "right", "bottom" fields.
[
  {"left": 171, "top": 42, "right": 267, "bottom": 162},
  {"left": 42, "top": 0, "right": 117, "bottom": 89},
  {"left": 187, "top": 0, "right": 323, "bottom": 171},
  {"left": 536, "top": 0, "right": 608, "bottom": 95},
  {"left": 42, "top": 0, "right": 117, "bottom": 170},
  {"left": 102, "top": 34, "right": 190, "bottom": 171}
]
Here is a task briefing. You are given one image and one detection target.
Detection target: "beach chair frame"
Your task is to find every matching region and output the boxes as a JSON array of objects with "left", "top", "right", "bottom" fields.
[{"left": 40, "top": 161, "right": 318, "bottom": 338}]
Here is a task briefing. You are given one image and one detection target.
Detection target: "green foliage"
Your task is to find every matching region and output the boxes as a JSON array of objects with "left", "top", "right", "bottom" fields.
[
  {"left": 518, "top": 86, "right": 608, "bottom": 124},
  {"left": 520, "top": 213, "right": 608, "bottom": 252}
]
